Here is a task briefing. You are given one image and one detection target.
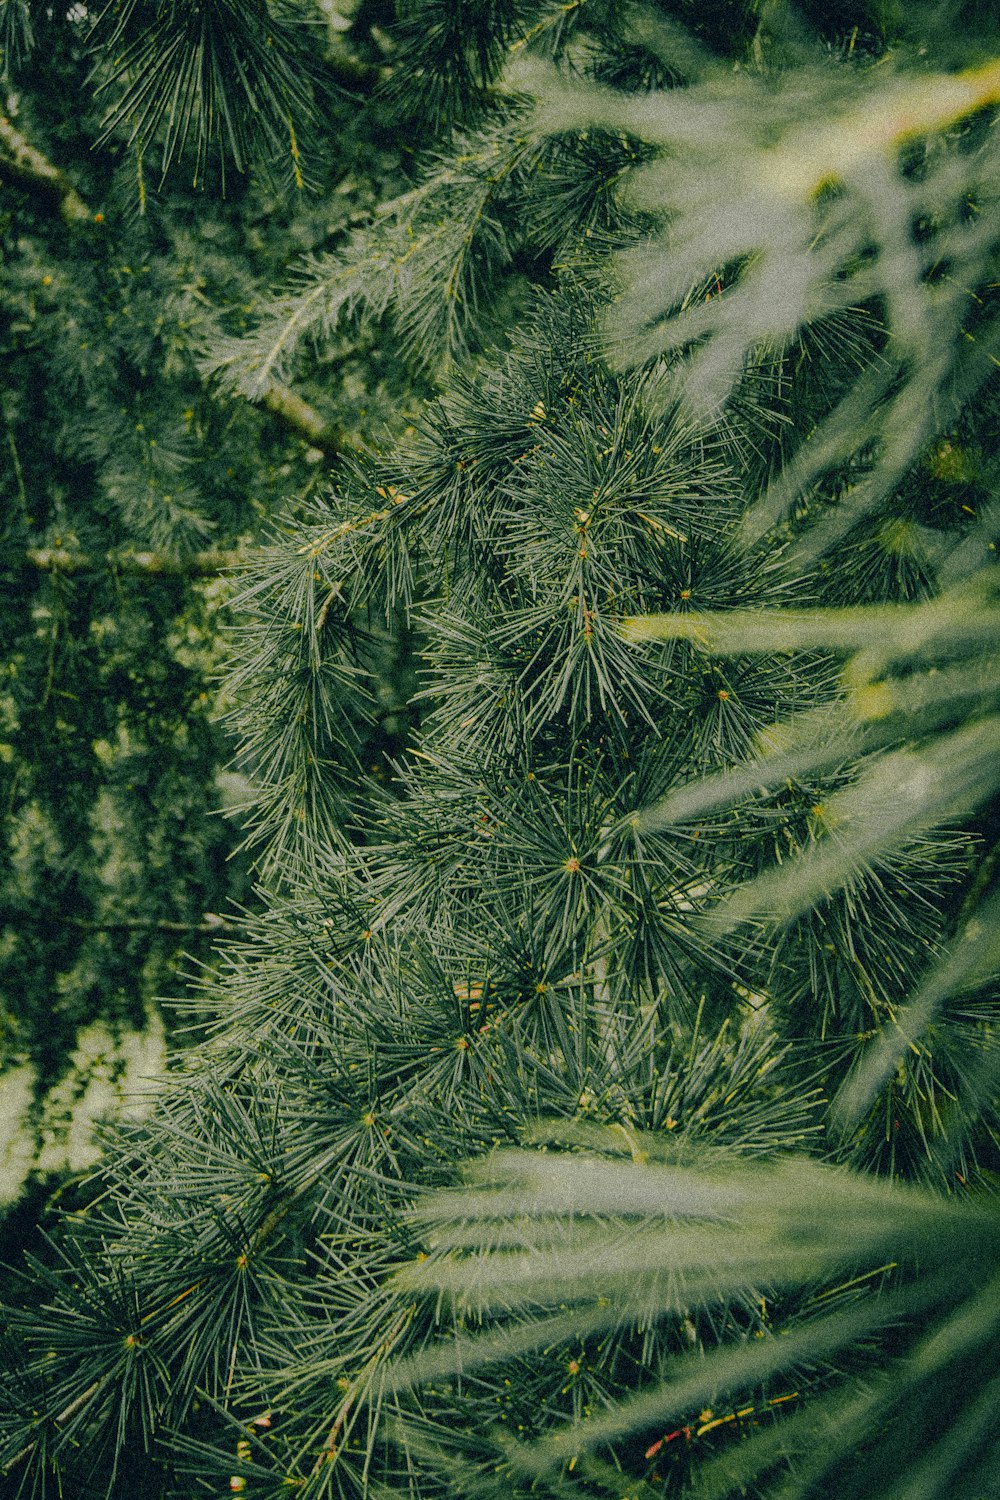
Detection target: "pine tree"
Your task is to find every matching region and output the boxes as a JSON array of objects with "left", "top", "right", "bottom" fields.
[
  {"left": 1, "top": 3, "right": 998, "bottom": 1499},
  {"left": 0, "top": 2, "right": 411, "bottom": 1208}
]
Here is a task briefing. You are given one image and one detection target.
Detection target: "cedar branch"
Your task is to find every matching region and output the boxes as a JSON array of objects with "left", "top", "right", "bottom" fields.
[
  {"left": 260, "top": 380, "right": 357, "bottom": 456},
  {"left": 25, "top": 547, "right": 244, "bottom": 577},
  {"left": 0, "top": 114, "right": 92, "bottom": 225}
]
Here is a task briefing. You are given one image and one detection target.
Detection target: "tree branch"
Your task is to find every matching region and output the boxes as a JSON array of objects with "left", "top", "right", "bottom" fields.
[
  {"left": 2, "top": 1378, "right": 106, "bottom": 1480},
  {"left": 0, "top": 120, "right": 352, "bottom": 458},
  {"left": 63, "top": 915, "right": 238, "bottom": 936},
  {"left": 260, "top": 380, "right": 356, "bottom": 456},
  {"left": 0, "top": 113, "right": 93, "bottom": 225},
  {"left": 25, "top": 546, "right": 244, "bottom": 577}
]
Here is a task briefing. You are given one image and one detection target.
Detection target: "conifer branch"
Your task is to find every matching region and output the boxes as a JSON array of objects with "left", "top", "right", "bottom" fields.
[
  {"left": 0, "top": 114, "right": 92, "bottom": 225},
  {"left": 312, "top": 1307, "right": 415, "bottom": 1471},
  {"left": 6, "top": 11, "right": 1000, "bottom": 1499},
  {"left": 63, "top": 916, "right": 237, "bottom": 936},
  {"left": 25, "top": 546, "right": 243, "bottom": 577},
  {"left": 259, "top": 380, "right": 355, "bottom": 455},
  {"left": 204, "top": 120, "right": 545, "bottom": 401}
]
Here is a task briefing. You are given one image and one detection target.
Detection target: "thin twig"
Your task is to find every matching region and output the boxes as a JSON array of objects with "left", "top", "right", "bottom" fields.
[
  {"left": 3, "top": 1377, "right": 106, "bottom": 1478},
  {"left": 62, "top": 916, "right": 238, "bottom": 936}
]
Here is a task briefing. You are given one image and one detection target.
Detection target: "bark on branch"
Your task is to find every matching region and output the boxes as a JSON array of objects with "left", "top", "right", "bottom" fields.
[
  {"left": 26, "top": 546, "right": 244, "bottom": 577},
  {"left": 0, "top": 113, "right": 93, "bottom": 225},
  {"left": 64, "top": 915, "right": 238, "bottom": 936},
  {"left": 260, "top": 380, "right": 356, "bottom": 456}
]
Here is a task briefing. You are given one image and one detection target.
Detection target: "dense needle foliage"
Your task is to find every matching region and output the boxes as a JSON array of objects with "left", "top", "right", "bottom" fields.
[
  {"left": 1, "top": 3, "right": 998, "bottom": 1499},
  {"left": 0, "top": 5, "right": 411, "bottom": 1204}
]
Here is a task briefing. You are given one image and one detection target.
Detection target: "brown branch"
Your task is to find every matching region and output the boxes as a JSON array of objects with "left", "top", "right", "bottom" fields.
[
  {"left": 25, "top": 546, "right": 244, "bottom": 577},
  {"left": 64, "top": 915, "right": 238, "bottom": 936},
  {"left": 260, "top": 380, "right": 357, "bottom": 457},
  {"left": 0, "top": 114, "right": 93, "bottom": 226},
  {"left": 312, "top": 1308, "right": 415, "bottom": 1472}
]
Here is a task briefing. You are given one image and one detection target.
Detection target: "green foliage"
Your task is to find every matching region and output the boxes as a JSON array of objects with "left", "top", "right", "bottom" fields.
[
  {"left": 201, "top": 110, "right": 640, "bottom": 396},
  {"left": 0, "top": 10, "right": 411, "bottom": 1201},
  {"left": 88, "top": 0, "right": 323, "bottom": 188},
  {"left": 0, "top": 3, "right": 998, "bottom": 1500}
]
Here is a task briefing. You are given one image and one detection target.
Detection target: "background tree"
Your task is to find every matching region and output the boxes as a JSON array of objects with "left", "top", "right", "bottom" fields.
[
  {"left": 0, "top": 2, "right": 412, "bottom": 1214},
  {"left": 0, "top": 3, "right": 998, "bottom": 1500}
]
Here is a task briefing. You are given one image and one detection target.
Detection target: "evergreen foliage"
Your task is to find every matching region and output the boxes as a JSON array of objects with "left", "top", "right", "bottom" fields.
[
  {"left": 0, "top": 7, "right": 410, "bottom": 1202},
  {"left": 1, "top": 3, "right": 998, "bottom": 1500}
]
